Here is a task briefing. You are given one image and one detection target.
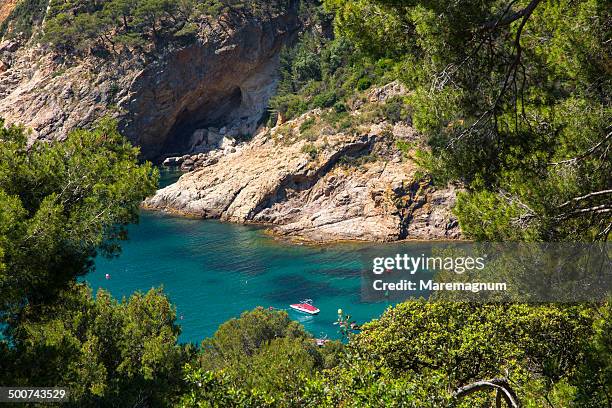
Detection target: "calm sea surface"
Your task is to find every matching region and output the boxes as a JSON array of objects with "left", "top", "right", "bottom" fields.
[{"left": 89, "top": 170, "right": 408, "bottom": 343}]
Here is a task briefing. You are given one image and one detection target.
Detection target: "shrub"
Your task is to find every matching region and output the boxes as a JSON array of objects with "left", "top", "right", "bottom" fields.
[
  {"left": 382, "top": 96, "right": 406, "bottom": 123},
  {"left": 349, "top": 302, "right": 595, "bottom": 405},
  {"left": 357, "top": 76, "right": 373, "bottom": 91},
  {"left": 195, "top": 308, "right": 328, "bottom": 399},
  {"left": 299, "top": 117, "right": 316, "bottom": 133},
  {"left": 333, "top": 101, "right": 347, "bottom": 113},
  {"left": 270, "top": 94, "right": 309, "bottom": 119},
  {"left": 292, "top": 50, "right": 322, "bottom": 82},
  {"left": 301, "top": 143, "right": 318, "bottom": 159}
]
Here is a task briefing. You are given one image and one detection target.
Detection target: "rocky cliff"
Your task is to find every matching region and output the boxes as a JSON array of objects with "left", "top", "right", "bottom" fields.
[
  {"left": 0, "top": 1, "right": 20, "bottom": 26},
  {"left": 145, "top": 83, "right": 461, "bottom": 242},
  {"left": 0, "top": 7, "right": 461, "bottom": 243},
  {"left": 0, "top": 5, "right": 300, "bottom": 160}
]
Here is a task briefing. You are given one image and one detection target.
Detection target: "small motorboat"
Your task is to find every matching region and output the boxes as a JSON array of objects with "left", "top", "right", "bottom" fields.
[{"left": 290, "top": 299, "right": 320, "bottom": 315}]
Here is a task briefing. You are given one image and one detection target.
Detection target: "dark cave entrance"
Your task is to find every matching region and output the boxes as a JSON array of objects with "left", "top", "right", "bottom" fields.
[{"left": 161, "top": 87, "right": 244, "bottom": 157}]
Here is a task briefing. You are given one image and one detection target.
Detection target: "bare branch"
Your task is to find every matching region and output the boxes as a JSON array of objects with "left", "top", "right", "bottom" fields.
[
  {"left": 596, "top": 222, "right": 612, "bottom": 241},
  {"left": 558, "top": 190, "right": 612, "bottom": 208},
  {"left": 446, "top": 110, "right": 493, "bottom": 148},
  {"left": 557, "top": 204, "right": 612, "bottom": 220},
  {"left": 492, "top": 0, "right": 541, "bottom": 114},
  {"left": 549, "top": 130, "right": 612, "bottom": 166},
  {"left": 446, "top": 0, "right": 543, "bottom": 149},
  {"left": 569, "top": 206, "right": 611, "bottom": 215},
  {"left": 454, "top": 378, "right": 520, "bottom": 407}
]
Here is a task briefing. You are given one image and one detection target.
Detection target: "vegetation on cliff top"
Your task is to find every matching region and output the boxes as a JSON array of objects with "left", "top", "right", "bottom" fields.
[
  {"left": 41, "top": 0, "right": 296, "bottom": 55},
  {"left": 2, "top": 0, "right": 298, "bottom": 52},
  {"left": 0, "top": 0, "right": 48, "bottom": 40}
]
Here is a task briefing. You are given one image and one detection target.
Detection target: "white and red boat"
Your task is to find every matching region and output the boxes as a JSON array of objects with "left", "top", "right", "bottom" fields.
[{"left": 289, "top": 299, "right": 320, "bottom": 315}]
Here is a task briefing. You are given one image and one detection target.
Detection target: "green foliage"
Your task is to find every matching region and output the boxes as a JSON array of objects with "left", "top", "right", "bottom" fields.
[
  {"left": 311, "top": 90, "right": 337, "bottom": 109},
  {"left": 323, "top": 0, "right": 413, "bottom": 59},
  {"left": 0, "top": 118, "right": 190, "bottom": 406},
  {"left": 0, "top": 117, "right": 186, "bottom": 407},
  {"left": 356, "top": 76, "right": 371, "bottom": 91},
  {"left": 323, "top": 0, "right": 612, "bottom": 242},
  {"left": 453, "top": 190, "right": 528, "bottom": 241},
  {"left": 299, "top": 116, "right": 316, "bottom": 133},
  {"left": 200, "top": 307, "right": 312, "bottom": 366},
  {"left": 287, "top": 95, "right": 406, "bottom": 148},
  {"left": 269, "top": 10, "right": 402, "bottom": 122},
  {"left": 44, "top": 0, "right": 194, "bottom": 52},
  {"left": 309, "top": 365, "right": 453, "bottom": 407},
  {"left": 354, "top": 302, "right": 592, "bottom": 381},
  {"left": 42, "top": 0, "right": 295, "bottom": 54},
  {"left": 337, "top": 302, "right": 599, "bottom": 407},
  {"left": 179, "top": 302, "right": 608, "bottom": 407},
  {"left": 301, "top": 143, "right": 318, "bottom": 159},
  {"left": 381, "top": 96, "right": 408, "bottom": 124},
  {"left": 0, "top": 118, "right": 158, "bottom": 319},
  {"left": 180, "top": 367, "right": 270, "bottom": 407},
  {"left": 270, "top": 93, "right": 310, "bottom": 120},
  {"left": 0, "top": 0, "right": 49, "bottom": 40},
  {"left": 292, "top": 48, "right": 322, "bottom": 82},
  {"left": 190, "top": 308, "right": 341, "bottom": 404},
  {"left": 4, "top": 284, "right": 193, "bottom": 406},
  {"left": 572, "top": 299, "right": 612, "bottom": 406}
]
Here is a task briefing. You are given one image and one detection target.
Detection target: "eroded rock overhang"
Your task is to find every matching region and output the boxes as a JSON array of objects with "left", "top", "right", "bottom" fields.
[
  {"left": 0, "top": 6, "right": 300, "bottom": 161},
  {"left": 119, "top": 14, "right": 300, "bottom": 161}
]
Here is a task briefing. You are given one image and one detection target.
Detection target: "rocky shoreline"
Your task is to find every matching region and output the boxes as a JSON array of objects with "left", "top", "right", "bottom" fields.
[
  {"left": 1, "top": 10, "right": 462, "bottom": 244},
  {"left": 145, "top": 84, "right": 462, "bottom": 242}
]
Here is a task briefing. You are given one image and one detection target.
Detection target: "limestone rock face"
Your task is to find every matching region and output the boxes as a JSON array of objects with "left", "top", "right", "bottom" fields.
[
  {"left": 0, "top": 0, "right": 19, "bottom": 25},
  {"left": 0, "top": 9, "right": 300, "bottom": 159},
  {"left": 145, "top": 106, "right": 461, "bottom": 242}
]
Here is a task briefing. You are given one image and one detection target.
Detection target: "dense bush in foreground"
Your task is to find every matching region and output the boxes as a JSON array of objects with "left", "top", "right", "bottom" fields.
[{"left": 179, "top": 302, "right": 610, "bottom": 407}]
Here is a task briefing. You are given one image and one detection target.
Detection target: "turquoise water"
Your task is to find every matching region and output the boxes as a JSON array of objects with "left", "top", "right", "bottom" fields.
[
  {"left": 89, "top": 170, "right": 401, "bottom": 343},
  {"left": 90, "top": 212, "right": 400, "bottom": 343}
]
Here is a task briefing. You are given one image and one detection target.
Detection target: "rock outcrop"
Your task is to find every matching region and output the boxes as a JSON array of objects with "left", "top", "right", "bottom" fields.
[
  {"left": 0, "top": 2, "right": 460, "bottom": 243},
  {"left": 0, "top": 0, "right": 19, "bottom": 26},
  {"left": 145, "top": 85, "right": 461, "bottom": 242},
  {"left": 0, "top": 6, "right": 300, "bottom": 160}
]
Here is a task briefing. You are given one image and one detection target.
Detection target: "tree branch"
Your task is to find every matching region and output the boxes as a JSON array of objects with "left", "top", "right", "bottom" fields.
[
  {"left": 557, "top": 204, "right": 612, "bottom": 220},
  {"left": 484, "top": 0, "right": 542, "bottom": 29},
  {"left": 558, "top": 190, "right": 612, "bottom": 208},
  {"left": 549, "top": 130, "right": 612, "bottom": 166},
  {"left": 454, "top": 378, "right": 520, "bottom": 407},
  {"left": 446, "top": 0, "right": 542, "bottom": 149},
  {"left": 492, "top": 0, "right": 540, "bottom": 114}
]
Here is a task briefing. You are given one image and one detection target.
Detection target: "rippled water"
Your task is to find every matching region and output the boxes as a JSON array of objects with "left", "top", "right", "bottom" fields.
[{"left": 89, "top": 170, "right": 401, "bottom": 343}]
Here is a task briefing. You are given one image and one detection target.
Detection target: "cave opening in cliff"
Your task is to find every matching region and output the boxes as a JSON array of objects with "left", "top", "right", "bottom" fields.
[{"left": 161, "top": 87, "right": 244, "bottom": 158}]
